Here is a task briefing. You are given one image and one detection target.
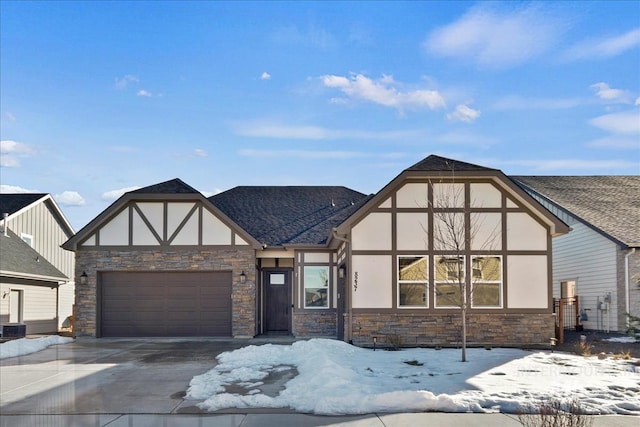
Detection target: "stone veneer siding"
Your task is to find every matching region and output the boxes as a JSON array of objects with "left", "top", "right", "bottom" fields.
[
  {"left": 349, "top": 312, "right": 555, "bottom": 348},
  {"left": 292, "top": 309, "right": 337, "bottom": 337},
  {"left": 74, "top": 248, "right": 256, "bottom": 338}
]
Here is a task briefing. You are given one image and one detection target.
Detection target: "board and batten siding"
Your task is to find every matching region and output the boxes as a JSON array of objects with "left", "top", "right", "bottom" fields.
[
  {"left": 552, "top": 222, "right": 619, "bottom": 331},
  {"left": 5, "top": 200, "right": 74, "bottom": 278}
]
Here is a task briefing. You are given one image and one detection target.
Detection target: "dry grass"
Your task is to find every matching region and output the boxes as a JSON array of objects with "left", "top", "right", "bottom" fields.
[{"left": 517, "top": 398, "right": 593, "bottom": 427}]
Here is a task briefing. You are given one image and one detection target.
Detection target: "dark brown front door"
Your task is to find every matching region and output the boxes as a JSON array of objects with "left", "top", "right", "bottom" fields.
[
  {"left": 264, "top": 270, "right": 291, "bottom": 333},
  {"left": 337, "top": 265, "right": 346, "bottom": 341}
]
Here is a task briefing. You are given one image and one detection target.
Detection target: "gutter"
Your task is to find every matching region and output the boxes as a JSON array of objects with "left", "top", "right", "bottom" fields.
[{"left": 625, "top": 248, "right": 636, "bottom": 329}]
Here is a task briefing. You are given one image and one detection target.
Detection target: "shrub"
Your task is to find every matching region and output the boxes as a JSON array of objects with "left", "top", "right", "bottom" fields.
[{"left": 517, "top": 398, "right": 593, "bottom": 427}]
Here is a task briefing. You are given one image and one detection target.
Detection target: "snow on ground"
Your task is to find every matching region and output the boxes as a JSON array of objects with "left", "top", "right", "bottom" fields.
[
  {"left": 187, "top": 339, "right": 640, "bottom": 415},
  {"left": 604, "top": 336, "right": 639, "bottom": 343},
  {"left": 0, "top": 336, "right": 74, "bottom": 359}
]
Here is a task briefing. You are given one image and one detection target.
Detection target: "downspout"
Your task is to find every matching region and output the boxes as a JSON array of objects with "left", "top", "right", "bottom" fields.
[
  {"left": 625, "top": 248, "right": 636, "bottom": 329},
  {"left": 2, "top": 213, "right": 8, "bottom": 236},
  {"left": 332, "top": 228, "right": 351, "bottom": 342}
]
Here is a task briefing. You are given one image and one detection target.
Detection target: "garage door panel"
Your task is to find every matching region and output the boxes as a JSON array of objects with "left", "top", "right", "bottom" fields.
[{"left": 100, "top": 271, "right": 232, "bottom": 337}]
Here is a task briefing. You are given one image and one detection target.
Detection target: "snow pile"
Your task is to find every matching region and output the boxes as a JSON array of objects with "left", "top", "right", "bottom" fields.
[
  {"left": 604, "top": 336, "right": 639, "bottom": 343},
  {"left": 187, "top": 339, "right": 640, "bottom": 415},
  {"left": 0, "top": 336, "right": 74, "bottom": 359}
]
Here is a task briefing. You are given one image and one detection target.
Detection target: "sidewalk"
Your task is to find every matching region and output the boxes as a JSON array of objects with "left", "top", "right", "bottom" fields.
[{"left": 0, "top": 413, "right": 637, "bottom": 427}]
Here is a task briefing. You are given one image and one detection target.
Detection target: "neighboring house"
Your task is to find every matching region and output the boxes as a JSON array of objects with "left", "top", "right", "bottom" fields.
[
  {"left": 515, "top": 176, "right": 640, "bottom": 333},
  {"left": 0, "top": 194, "right": 75, "bottom": 335},
  {"left": 63, "top": 155, "right": 569, "bottom": 346}
]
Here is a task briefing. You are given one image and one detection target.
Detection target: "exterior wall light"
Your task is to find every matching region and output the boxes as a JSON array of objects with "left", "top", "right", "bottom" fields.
[
  {"left": 240, "top": 271, "right": 246, "bottom": 283},
  {"left": 80, "top": 271, "right": 88, "bottom": 286}
]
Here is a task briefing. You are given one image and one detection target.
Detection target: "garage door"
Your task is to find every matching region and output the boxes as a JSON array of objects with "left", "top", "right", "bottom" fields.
[{"left": 100, "top": 271, "right": 231, "bottom": 337}]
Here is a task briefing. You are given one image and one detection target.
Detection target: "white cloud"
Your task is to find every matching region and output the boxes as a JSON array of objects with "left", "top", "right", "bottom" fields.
[
  {"left": 635, "top": 97, "right": 640, "bottom": 106},
  {"left": 424, "top": 4, "right": 561, "bottom": 68},
  {"left": 194, "top": 149, "right": 208, "bottom": 157},
  {"left": 590, "top": 82, "right": 630, "bottom": 103},
  {"left": 137, "top": 90, "right": 153, "bottom": 97},
  {"left": 587, "top": 136, "right": 640, "bottom": 150},
  {"left": 0, "top": 184, "right": 40, "bottom": 193},
  {"left": 101, "top": 186, "right": 142, "bottom": 201},
  {"left": 201, "top": 188, "right": 223, "bottom": 198},
  {"left": 566, "top": 28, "right": 640, "bottom": 60},
  {"left": 54, "top": 191, "right": 85, "bottom": 206},
  {"left": 0, "top": 156, "right": 19, "bottom": 167},
  {"left": 492, "top": 96, "right": 583, "bottom": 111},
  {"left": 114, "top": 74, "right": 139, "bottom": 90},
  {"left": 320, "top": 74, "right": 445, "bottom": 112},
  {"left": 0, "top": 140, "right": 35, "bottom": 167},
  {"left": 5, "top": 112, "right": 16, "bottom": 122},
  {"left": 260, "top": 72, "right": 271, "bottom": 80},
  {"left": 589, "top": 110, "right": 640, "bottom": 135},
  {"left": 1, "top": 140, "right": 34, "bottom": 154},
  {"left": 447, "top": 104, "right": 481, "bottom": 123},
  {"left": 239, "top": 149, "right": 404, "bottom": 160},
  {"left": 233, "top": 121, "right": 424, "bottom": 140}
]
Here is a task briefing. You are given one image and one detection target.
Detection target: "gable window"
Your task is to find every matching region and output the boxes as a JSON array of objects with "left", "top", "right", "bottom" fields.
[
  {"left": 471, "top": 256, "right": 502, "bottom": 308},
  {"left": 435, "top": 256, "right": 465, "bottom": 308},
  {"left": 20, "top": 233, "right": 33, "bottom": 247},
  {"left": 304, "top": 266, "right": 329, "bottom": 308},
  {"left": 398, "top": 256, "right": 429, "bottom": 307}
]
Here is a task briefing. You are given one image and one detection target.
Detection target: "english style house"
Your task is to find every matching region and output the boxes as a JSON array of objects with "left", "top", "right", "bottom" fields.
[{"left": 63, "top": 155, "right": 569, "bottom": 346}]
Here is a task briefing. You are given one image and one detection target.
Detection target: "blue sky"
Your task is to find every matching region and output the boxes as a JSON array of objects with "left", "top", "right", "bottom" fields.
[{"left": 1, "top": 1, "right": 639, "bottom": 230}]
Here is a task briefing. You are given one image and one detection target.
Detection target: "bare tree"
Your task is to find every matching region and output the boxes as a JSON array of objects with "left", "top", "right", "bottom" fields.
[{"left": 428, "top": 177, "right": 501, "bottom": 362}]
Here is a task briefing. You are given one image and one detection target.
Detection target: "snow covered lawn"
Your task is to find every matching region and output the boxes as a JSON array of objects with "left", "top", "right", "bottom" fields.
[
  {"left": 187, "top": 339, "right": 640, "bottom": 415},
  {"left": 0, "top": 336, "right": 74, "bottom": 359}
]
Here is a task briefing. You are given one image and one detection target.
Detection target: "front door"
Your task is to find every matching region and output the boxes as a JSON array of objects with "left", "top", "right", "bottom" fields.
[
  {"left": 265, "top": 270, "right": 291, "bottom": 334},
  {"left": 337, "top": 265, "right": 346, "bottom": 341}
]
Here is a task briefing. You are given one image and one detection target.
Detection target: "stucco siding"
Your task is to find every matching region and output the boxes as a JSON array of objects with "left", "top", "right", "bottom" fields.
[{"left": 552, "top": 222, "right": 619, "bottom": 331}]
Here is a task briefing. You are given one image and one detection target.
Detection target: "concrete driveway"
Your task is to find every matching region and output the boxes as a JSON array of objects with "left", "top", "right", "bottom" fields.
[{"left": 0, "top": 337, "right": 269, "bottom": 415}]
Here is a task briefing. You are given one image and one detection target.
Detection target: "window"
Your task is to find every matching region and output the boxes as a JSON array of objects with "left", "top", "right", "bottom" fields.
[
  {"left": 304, "top": 266, "right": 329, "bottom": 308},
  {"left": 398, "top": 256, "right": 428, "bottom": 307},
  {"left": 21, "top": 233, "right": 33, "bottom": 247},
  {"left": 435, "top": 256, "right": 464, "bottom": 308},
  {"left": 471, "top": 256, "right": 502, "bottom": 308}
]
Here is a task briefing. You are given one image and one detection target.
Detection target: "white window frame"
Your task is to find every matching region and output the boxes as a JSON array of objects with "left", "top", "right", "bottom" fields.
[
  {"left": 470, "top": 255, "right": 503, "bottom": 309},
  {"left": 397, "top": 255, "right": 429, "bottom": 308},
  {"left": 303, "top": 266, "right": 330, "bottom": 309},
  {"left": 434, "top": 255, "right": 465, "bottom": 309},
  {"left": 20, "top": 233, "right": 33, "bottom": 247}
]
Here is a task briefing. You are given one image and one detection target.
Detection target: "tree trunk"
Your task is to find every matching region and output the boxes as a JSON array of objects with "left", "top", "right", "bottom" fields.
[{"left": 461, "top": 307, "right": 467, "bottom": 362}]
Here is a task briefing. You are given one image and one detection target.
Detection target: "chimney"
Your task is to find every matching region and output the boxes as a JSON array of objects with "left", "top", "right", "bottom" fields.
[{"left": 2, "top": 213, "right": 8, "bottom": 237}]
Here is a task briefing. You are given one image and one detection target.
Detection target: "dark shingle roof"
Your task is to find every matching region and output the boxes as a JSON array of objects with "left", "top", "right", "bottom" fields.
[
  {"left": 0, "top": 229, "right": 67, "bottom": 281},
  {"left": 514, "top": 176, "right": 640, "bottom": 248},
  {"left": 407, "top": 155, "right": 496, "bottom": 172},
  {"left": 131, "top": 178, "right": 200, "bottom": 194},
  {"left": 210, "top": 187, "right": 369, "bottom": 246},
  {"left": 0, "top": 194, "right": 48, "bottom": 216}
]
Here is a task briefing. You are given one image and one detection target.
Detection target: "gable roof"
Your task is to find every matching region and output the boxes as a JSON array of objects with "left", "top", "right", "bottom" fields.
[
  {"left": 0, "top": 193, "right": 75, "bottom": 236},
  {"left": 0, "top": 193, "right": 49, "bottom": 216},
  {"left": 335, "top": 154, "right": 570, "bottom": 238},
  {"left": 63, "top": 178, "right": 261, "bottom": 250},
  {"left": 514, "top": 176, "right": 640, "bottom": 248},
  {"left": 210, "top": 186, "right": 370, "bottom": 246},
  {"left": 407, "top": 155, "right": 497, "bottom": 172},
  {"left": 0, "top": 229, "right": 67, "bottom": 283},
  {"left": 130, "top": 178, "right": 200, "bottom": 194}
]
